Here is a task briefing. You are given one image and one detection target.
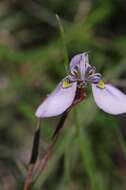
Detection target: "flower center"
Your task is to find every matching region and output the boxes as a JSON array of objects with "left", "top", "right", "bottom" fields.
[{"left": 62, "top": 65, "right": 103, "bottom": 89}]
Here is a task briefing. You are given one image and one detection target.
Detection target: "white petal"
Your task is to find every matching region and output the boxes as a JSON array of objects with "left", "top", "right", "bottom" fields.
[
  {"left": 35, "top": 81, "right": 77, "bottom": 118},
  {"left": 92, "top": 84, "right": 126, "bottom": 115}
]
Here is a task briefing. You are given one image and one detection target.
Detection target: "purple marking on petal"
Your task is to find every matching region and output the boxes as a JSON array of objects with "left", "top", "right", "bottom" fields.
[
  {"left": 35, "top": 79, "right": 77, "bottom": 118},
  {"left": 92, "top": 84, "right": 126, "bottom": 115},
  {"left": 69, "top": 53, "right": 91, "bottom": 80},
  {"left": 87, "top": 76, "right": 101, "bottom": 83}
]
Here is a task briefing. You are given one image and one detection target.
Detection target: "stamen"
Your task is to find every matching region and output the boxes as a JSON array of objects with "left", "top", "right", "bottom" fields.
[{"left": 97, "top": 80, "right": 105, "bottom": 89}]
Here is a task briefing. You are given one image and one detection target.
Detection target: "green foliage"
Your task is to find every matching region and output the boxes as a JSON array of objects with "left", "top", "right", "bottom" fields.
[{"left": 0, "top": 0, "right": 126, "bottom": 190}]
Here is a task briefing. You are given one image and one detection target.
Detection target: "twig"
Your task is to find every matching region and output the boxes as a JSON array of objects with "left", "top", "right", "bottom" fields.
[
  {"left": 31, "top": 110, "right": 70, "bottom": 185},
  {"left": 23, "top": 119, "right": 41, "bottom": 190},
  {"left": 32, "top": 133, "right": 58, "bottom": 183},
  {"left": 52, "top": 110, "right": 69, "bottom": 140}
]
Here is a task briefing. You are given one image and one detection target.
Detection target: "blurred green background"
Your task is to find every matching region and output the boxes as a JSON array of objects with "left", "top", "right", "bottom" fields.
[{"left": 0, "top": 0, "right": 126, "bottom": 189}]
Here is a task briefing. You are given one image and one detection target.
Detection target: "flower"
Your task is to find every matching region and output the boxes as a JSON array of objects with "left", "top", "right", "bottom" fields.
[{"left": 35, "top": 53, "right": 126, "bottom": 117}]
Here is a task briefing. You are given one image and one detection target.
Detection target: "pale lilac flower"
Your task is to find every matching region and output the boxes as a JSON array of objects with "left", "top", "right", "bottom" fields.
[{"left": 35, "top": 53, "right": 126, "bottom": 117}]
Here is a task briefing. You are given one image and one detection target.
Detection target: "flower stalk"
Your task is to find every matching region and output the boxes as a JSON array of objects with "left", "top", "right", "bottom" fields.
[{"left": 23, "top": 119, "right": 41, "bottom": 190}]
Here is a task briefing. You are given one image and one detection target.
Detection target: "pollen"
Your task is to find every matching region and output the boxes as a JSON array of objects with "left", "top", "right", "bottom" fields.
[
  {"left": 62, "top": 79, "right": 72, "bottom": 88},
  {"left": 97, "top": 80, "right": 105, "bottom": 89}
]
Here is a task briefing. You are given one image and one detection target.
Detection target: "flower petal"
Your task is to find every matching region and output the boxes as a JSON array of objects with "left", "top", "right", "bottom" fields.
[
  {"left": 92, "top": 84, "right": 126, "bottom": 115},
  {"left": 69, "top": 52, "right": 90, "bottom": 80},
  {"left": 35, "top": 80, "right": 77, "bottom": 118}
]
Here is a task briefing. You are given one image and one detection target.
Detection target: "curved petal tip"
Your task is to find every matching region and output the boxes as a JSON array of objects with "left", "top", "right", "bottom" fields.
[
  {"left": 92, "top": 83, "right": 126, "bottom": 115},
  {"left": 35, "top": 80, "right": 77, "bottom": 118}
]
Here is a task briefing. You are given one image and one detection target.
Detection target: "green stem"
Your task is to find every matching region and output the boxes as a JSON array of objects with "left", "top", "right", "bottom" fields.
[
  {"left": 56, "top": 14, "right": 69, "bottom": 72},
  {"left": 115, "top": 126, "right": 126, "bottom": 159},
  {"left": 73, "top": 108, "right": 101, "bottom": 190}
]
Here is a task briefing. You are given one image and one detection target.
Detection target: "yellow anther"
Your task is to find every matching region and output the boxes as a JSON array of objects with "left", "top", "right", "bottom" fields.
[
  {"left": 62, "top": 79, "right": 71, "bottom": 88},
  {"left": 97, "top": 79, "right": 105, "bottom": 89}
]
